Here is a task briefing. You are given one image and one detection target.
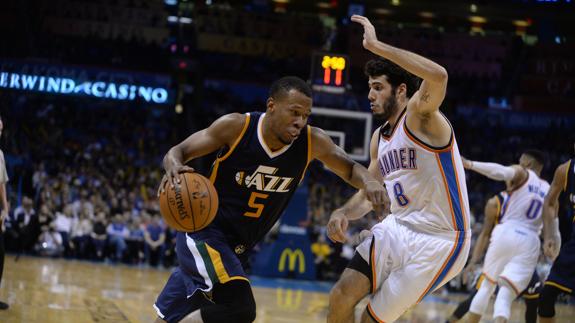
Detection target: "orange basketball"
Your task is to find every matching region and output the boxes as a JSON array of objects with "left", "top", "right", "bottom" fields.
[{"left": 159, "top": 172, "right": 219, "bottom": 232}]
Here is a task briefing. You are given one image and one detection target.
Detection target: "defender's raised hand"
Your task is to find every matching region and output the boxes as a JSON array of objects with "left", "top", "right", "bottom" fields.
[{"left": 351, "top": 15, "right": 378, "bottom": 51}]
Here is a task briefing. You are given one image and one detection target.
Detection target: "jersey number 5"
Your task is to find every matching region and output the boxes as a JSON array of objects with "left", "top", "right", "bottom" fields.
[{"left": 244, "top": 192, "right": 269, "bottom": 218}]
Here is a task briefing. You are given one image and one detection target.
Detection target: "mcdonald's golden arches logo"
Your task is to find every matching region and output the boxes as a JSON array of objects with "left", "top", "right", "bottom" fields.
[{"left": 278, "top": 248, "right": 305, "bottom": 273}]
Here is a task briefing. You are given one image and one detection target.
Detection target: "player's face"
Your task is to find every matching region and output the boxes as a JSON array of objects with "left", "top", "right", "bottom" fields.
[
  {"left": 368, "top": 75, "right": 399, "bottom": 122},
  {"left": 519, "top": 154, "right": 532, "bottom": 169},
  {"left": 0, "top": 119, "right": 3, "bottom": 138},
  {"left": 268, "top": 89, "right": 312, "bottom": 145}
]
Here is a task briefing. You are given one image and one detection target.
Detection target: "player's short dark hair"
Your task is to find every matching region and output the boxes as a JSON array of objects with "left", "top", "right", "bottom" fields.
[
  {"left": 364, "top": 58, "right": 420, "bottom": 98},
  {"left": 523, "top": 149, "right": 547, "bottom": 167},
  {"left": 269, "top": 76, "right": 312, "bottom": 100}
]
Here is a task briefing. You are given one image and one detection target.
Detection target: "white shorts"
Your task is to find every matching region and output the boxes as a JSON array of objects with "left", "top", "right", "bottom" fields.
[
  {"left": 482, "top": 224, "right": 540, "bottom": 294},
  {"left": 356, "top": 216, "right": 470, "bottom": 322}
]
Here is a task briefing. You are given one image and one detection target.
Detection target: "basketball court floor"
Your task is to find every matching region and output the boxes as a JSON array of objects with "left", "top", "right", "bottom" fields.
[{"left": 0, "top": 257, "right": 573, "bottom": 322}]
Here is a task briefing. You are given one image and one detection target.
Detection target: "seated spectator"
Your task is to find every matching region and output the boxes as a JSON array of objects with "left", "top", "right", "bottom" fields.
[
  {"left": 53, "top": 204, "right": 73, "bottom": 257},
  {"left": 70, "top": 206, "right": 93, "bottom": 259},
  {"left": 311, "top": 234, "right": 332, "bottom": 280},
  {"left": 125, "top": 216, "right": 145, "bottom": 264},
  {"left": 106, "top": 214, "right": 130, "bottom": 262},
  {"left": 162, "top": 226, "right": 178, "bottom": 268},
  {"left": 11, "top": 197, "right": 39, "bottom": 254},
  {"left": 35, "top": 223, "right": 64, "bottom": 257},
  {"left": 90, "top": 212, "right": 107, "bottom": 260},
  {"left": 143, "top": 214, "right": 165, "bottom": 267},
  {"left": 37, "top": 204, "right": 55, "bottom": 232}
]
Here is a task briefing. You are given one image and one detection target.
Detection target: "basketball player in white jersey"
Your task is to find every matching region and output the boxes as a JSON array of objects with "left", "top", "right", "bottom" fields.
[
  {"left": 327, "top": 15, "right": 471, "bottom": 323},
  {"left": 461, "top": 150, "right": 549, "bottom": 323}
]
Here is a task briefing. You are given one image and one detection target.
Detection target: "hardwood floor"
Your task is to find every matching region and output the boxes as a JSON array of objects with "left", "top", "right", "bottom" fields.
[{"left": 0, "top": 257, "right": 573, "bottom": 322}]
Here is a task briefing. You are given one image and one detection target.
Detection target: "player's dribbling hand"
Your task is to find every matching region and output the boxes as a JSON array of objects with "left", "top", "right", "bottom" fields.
[
  {"left": 350, "top": 15, "right": 378, "bottom": 51},
  {"left": 327, "top": 210, "right": 349, "bottom": 243},
  {"left": 157, "top": 165, "right": 195, "bottom": 196}
]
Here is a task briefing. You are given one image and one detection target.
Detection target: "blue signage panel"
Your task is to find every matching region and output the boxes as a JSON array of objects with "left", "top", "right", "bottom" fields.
[{"left": 0, "top": 59, "right": 173, "bottom": 104}]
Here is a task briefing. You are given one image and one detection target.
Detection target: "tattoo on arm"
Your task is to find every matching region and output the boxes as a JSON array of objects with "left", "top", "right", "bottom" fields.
[{"left": 421, "top": 92, "right": 430, "bottom": 103}]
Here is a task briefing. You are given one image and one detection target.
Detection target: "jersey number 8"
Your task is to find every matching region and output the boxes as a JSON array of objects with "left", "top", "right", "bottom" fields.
[{"left": 393, "top": 182, "right": 410, "bottom": 207}]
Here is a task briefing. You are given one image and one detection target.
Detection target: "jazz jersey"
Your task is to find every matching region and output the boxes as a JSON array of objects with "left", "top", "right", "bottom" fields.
[
  {"left": 208, "top": 112, "right": 311, "bottom": 250},
  {"left": 377, "top": 109, "right": 470, "bottom": 234},
  {"left": 495, "top": 169, "right": 549, "bottom": 234}
]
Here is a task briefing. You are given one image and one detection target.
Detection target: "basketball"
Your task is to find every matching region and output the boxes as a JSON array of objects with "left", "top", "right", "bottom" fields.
[{"left": 159, "top": 172, "right": 219, "bottom": 232}]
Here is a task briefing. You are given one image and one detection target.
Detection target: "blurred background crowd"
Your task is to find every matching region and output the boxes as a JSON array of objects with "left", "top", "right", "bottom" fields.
[{"left": 0, "top": 0, "right": 574, "bottom": 287}]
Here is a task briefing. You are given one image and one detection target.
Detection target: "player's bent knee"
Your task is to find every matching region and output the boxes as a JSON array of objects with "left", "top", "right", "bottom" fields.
[
  {"left": 538, "top": 284, "right": 561, "bottom": 318},
  {"left": 228, "top": 285, "right": 256, "bottom": 322},
  {"left": 329, "top": 283, "right": 350, "bottom": 308},
  {"left": 235, "top": 298, "right": 256, "bottom": 323},
  {"left": 329, "top": 272, "right": 369, "bottom": 310}
]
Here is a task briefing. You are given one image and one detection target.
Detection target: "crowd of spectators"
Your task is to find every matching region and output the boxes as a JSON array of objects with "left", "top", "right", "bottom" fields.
[{"left": 0, "top": 92, "right": 178, "bottom": 267}]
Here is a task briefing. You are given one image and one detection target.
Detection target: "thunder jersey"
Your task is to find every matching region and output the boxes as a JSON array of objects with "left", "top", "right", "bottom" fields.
[
  {"left": 208, "top": 112, "right": 310, "bottom": 250},
  {"left": 559, "top": 158, "right": 575, "bottom": 241},
  {"left": 495, "top": 169, "right": 549, "bottom": 234},
  {"left": 377, "top": 109, "right": 470, "bottom": 234}
]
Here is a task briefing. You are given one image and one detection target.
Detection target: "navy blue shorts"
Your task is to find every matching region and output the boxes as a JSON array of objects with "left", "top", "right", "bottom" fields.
[
  {"left": 545, "top": 238, "right": 575, "bottom": 295},
  {"left": 521, "top": 271, "right": 542, "bottom": 299},
  {"left": 154, "top": 226, "right": 250, "bottom": 322}
]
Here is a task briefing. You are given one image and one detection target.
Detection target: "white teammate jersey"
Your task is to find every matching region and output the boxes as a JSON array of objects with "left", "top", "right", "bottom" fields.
[
  {"left": 377, "top": 110, "right": 470, "bottom": 234},
  {"left": 497, "top": 169, "right": 549, "bottom": 235}
]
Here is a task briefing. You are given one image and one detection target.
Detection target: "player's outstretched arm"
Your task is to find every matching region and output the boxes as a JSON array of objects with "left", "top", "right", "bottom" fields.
[
  {"left": 160, "top": 113, "right": 247, "bottom": 192},
  {"left": 320, "top": 129, "right": 388, "bottom": 243},
  {"left": 351, "top": 14, "right": 446, "bottom": 114},
  {"left": 461, "top": 157, "right": 527, "bottom": 189},
  {"left": 463, "top": 195, "right": 498, "bottom": 281},
  {"left": 542, "top": 161, "right": 568, "bottom": 260},
  {"left": 352, "top": 14, "right": 450, "bottom": 148}
]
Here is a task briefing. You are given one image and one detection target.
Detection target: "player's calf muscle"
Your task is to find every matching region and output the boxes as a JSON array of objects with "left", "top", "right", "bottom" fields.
[{"left": 328, "top": 269, "right": 370, "bottom": 322}]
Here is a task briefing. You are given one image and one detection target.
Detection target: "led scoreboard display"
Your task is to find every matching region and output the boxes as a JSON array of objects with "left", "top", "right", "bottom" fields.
[{"left": 310, "top": 52, "right": 349, "bottom": 94}]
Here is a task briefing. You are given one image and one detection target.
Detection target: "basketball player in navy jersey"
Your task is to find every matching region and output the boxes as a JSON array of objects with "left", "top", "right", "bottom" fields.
[
  {"left": 538, "top": 146, "right": 574, "bottom": 323},
  {"left": 153, "top": 76, "right": 388, "bottom": 323}
]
